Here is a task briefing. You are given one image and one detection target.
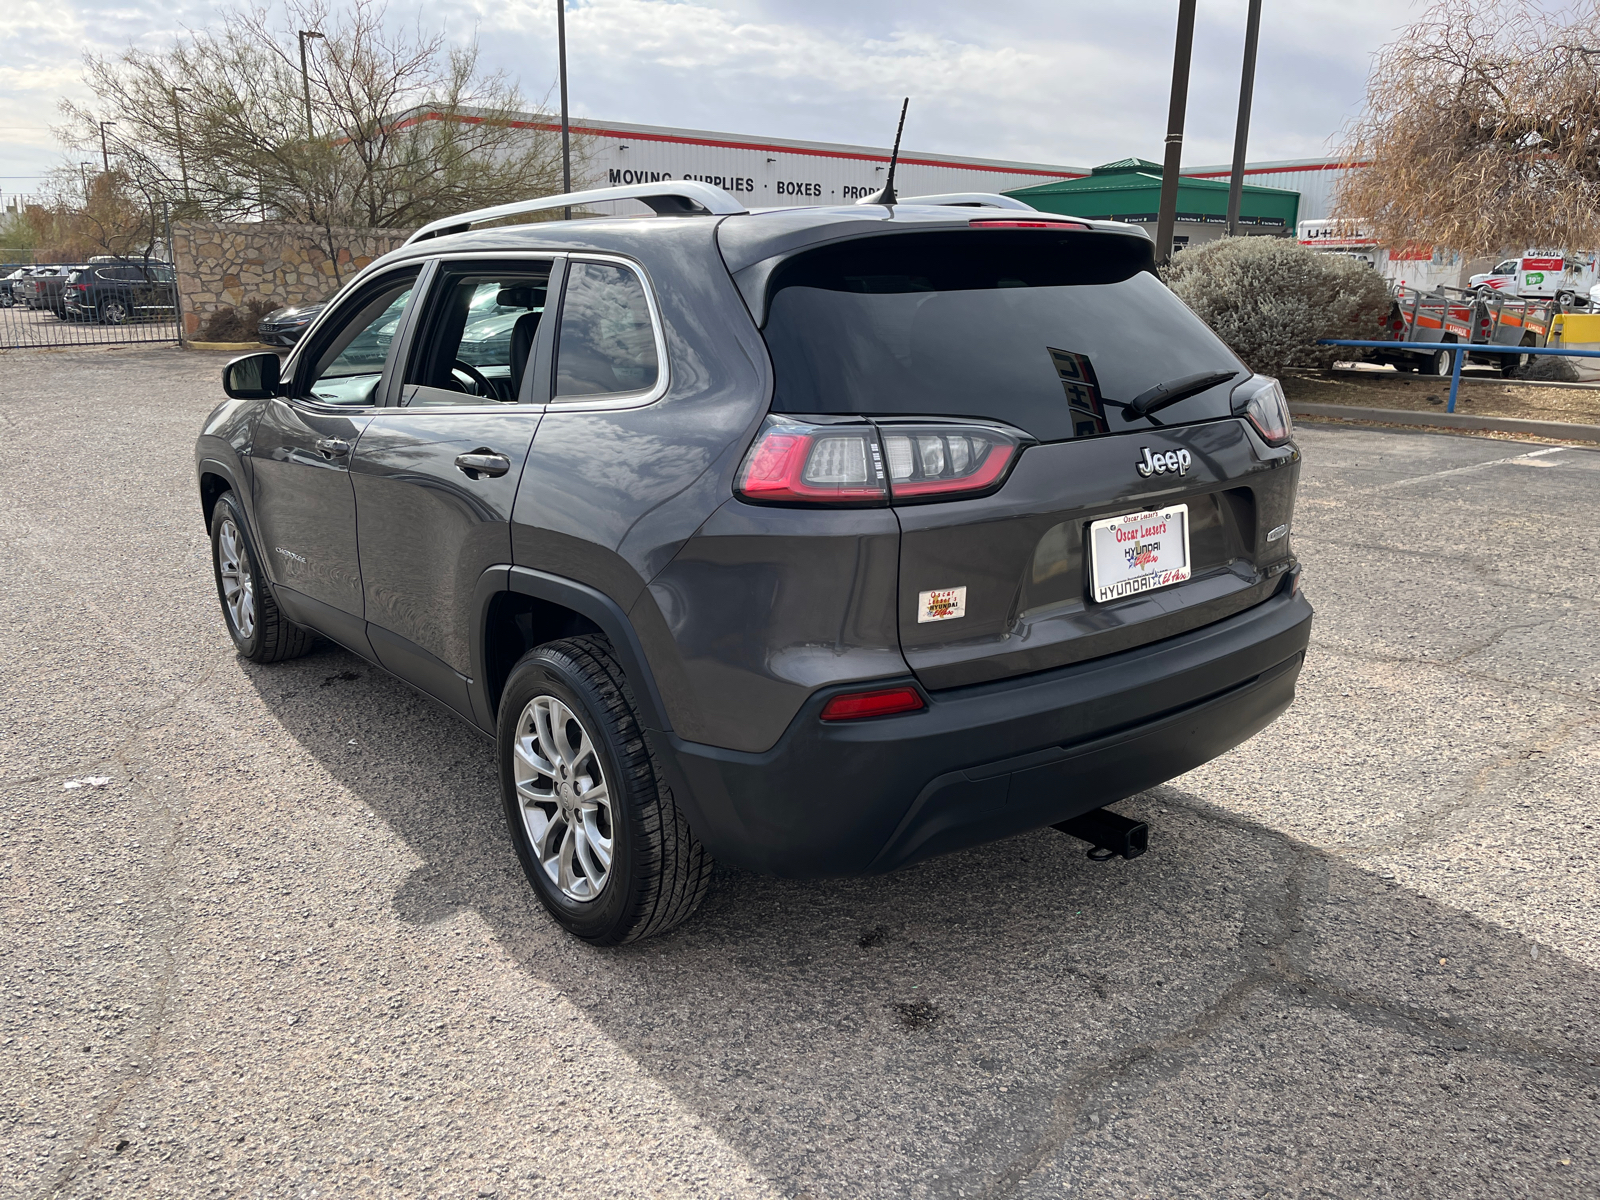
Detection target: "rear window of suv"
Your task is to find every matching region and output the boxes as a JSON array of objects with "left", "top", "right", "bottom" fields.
[{"left": 760, "top": 229, "right": 1244, "bottom": 442}]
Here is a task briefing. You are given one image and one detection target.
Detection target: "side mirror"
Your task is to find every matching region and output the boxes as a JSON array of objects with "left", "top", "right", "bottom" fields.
[{"left": 222, "top": 351, "right": 282, "bottom": 400}]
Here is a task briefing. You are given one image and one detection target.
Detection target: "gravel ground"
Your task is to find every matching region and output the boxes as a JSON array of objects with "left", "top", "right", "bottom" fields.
[
  {"left": 3, "top": 345, "right": 1598, "bottom": 1200},
  {"left": 1284, "top": 368, "right": 1600, "bottom": 423}
]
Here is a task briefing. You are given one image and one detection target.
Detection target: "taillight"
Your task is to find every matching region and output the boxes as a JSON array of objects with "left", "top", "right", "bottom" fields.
[
  {"left": 735, "top": 419, "right": 886, "bottom": 505},
  {"left": 878, "top": 423, "right": 1023, "bottom": 501},
  {"left": 1232, "top": 375, "right": 1293, "bottom": 445},
  {"left": 969, "top": 218, "right": 1088, "bottom": 230},
  {"left": 735, "top": 417, "right": 1027, "bottom": 506},
  {"left": 819, "top": 685, "right": 925, "bottom": 721}
]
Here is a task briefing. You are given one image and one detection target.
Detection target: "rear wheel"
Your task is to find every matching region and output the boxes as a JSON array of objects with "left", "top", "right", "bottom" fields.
[
  {"left": 101, "top": 299, "right": 128, "bottom": 325},
  {"left": 1422, "top": 347, "right": 1453, "bottom": 376},
  {"left": 498, "top": 636, "right": 712, "bottom": 945},
  {"left": 209, "top": 491, "right": 316, "bottom": 663}
]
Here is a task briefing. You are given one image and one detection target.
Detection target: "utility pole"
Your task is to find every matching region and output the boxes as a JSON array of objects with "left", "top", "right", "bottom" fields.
[
  {"left": 99, "top": 121, "right": 117, "bottom": 174},
  {"left": 172, "top": 86, "right": 193, "bottom": 204},
  {"left": 1154, "top": 0, "right": 1198, "bottom": 266},
  {"left": 298, "top": 30, "right": 324, "bottom": 140},
  {"left": 557, "top": 0, "right": 572, "bottom": 219},
  {"left": 1226, "top": 0, "right": 1264, "bottom": 237}
]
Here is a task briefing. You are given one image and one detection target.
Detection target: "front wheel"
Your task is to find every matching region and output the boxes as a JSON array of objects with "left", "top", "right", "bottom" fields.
[
  {"left": 498, "top": 636, "right": 712, "bottom": 945},
  {"left": 209, "top": 492, "right": 316, "bottom": 662}
]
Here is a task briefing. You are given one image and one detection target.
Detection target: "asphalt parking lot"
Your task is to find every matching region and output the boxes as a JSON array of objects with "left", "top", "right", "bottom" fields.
[{"left": 3, "top": 345, "right": 1598, "bottom": 1199}]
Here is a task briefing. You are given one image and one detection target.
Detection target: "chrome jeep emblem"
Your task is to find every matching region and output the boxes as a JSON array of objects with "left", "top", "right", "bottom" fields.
[{"left": 1136, "top": 447, "right": 1191, "bottom": 478}]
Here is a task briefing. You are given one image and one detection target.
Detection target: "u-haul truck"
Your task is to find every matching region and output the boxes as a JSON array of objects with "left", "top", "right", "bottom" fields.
[
  {"left": 1297, "top": 220, "right": 1460, "bottom": 292},
  {"left": 1468, "top": 252, "right": 1600, "bottom": 302}
]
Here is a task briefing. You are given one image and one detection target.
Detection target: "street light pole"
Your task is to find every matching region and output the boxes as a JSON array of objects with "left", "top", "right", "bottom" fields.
[
  {"left": 557, "top": 0, "right": 572, "bottom": 219},
  {"left": 172, "top": 86, "right": 193, "bottom": 204},
  {"left": 1226, "top": 0, "right": 1264, "bottom": 237},
  {"left": 99, "top": 121, "right": 117, "bottom": 174},
  {"left": 298, "top": 30, "right": 324, "bottom": 141},
  {"left": 1154, "top": 0, "right": 1198, "bottom": 267}
]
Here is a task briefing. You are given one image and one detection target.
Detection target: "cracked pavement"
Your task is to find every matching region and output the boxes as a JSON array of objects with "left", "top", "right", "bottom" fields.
[{"left": 2, "top": 347, "right": 1598, "bottom": 1199}]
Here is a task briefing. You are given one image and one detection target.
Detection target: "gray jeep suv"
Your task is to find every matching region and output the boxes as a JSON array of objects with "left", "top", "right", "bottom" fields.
[{"left": 196, "top": 181, "right": 1311, "bottom": 944}]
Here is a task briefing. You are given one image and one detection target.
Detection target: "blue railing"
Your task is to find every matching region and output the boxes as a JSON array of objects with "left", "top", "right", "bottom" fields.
[{"left": 1317, "top": 339, "right": 1600, "bottom": 413}]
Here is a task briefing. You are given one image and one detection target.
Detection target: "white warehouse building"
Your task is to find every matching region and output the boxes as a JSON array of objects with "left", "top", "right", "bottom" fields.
[{"left": 428, "top": 111, "right": 1360, "bottom": 220}]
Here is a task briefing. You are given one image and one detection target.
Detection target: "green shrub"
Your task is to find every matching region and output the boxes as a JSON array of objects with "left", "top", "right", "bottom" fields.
[{"left": 1162, "top": 236, "right": 1394, "bottom": 376}]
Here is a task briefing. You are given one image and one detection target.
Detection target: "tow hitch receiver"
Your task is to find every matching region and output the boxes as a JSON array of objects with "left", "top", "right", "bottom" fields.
[{"left": 1054, "top": 807, "right": 1149, "bottom": 862}]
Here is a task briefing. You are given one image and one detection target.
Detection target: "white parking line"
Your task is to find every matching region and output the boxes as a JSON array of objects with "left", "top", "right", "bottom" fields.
[{"left": 1364, "top": 446, "right": 1570, "bottom": 493}]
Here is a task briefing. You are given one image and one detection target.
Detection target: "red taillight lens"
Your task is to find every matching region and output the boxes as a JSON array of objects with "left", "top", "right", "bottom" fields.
[
  {"left": 736, "top": 417, "right": 1027, "bottom": 506},
  {"left": 819, "top": 686, "right": 925, "bottom": 721},
  {"left": 1234, "top": 375, "right": 1293, "bottom": 445},
  {"left": 968, "top": 218, "right": 1088, "bottom": 230},
  {"left": 735, "top": 419, "right": 887, "bottom": 505},
  {"left": 879, "top": 423, "right": 1024, "bottom": 501}
]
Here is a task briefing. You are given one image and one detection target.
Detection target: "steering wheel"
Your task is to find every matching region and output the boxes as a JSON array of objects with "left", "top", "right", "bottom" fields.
[{"left": 449, "top": 359, "right": 495, "bottom": 397}]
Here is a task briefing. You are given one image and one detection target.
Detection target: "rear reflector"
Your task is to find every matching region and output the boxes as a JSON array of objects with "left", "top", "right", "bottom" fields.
[
  {"left": 968, "top": 219, "right": 1088, "bottom": 230},
  {"left": 819, "top": 686, "right": 925, "bottom": 721}
]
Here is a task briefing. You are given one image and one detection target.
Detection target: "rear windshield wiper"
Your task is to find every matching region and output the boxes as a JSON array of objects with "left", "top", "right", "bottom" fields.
[{"left": 1126, "top": 370, "right": 1240, "bottom": 417}]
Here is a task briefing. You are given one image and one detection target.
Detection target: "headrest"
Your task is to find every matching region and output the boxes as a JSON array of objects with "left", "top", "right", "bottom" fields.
[{"left": 497, "top": 285, "right": 545, "bottom": 309}]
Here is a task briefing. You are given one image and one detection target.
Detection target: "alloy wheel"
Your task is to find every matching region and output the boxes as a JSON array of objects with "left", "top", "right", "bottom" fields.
[
  {"left": 103, "top": 300, "right": 128, "bottom": 325},
  {"left": 512, "top": 695, "right": 614, "bottom": 901},
  {"left": 217, "top": 518, "right": 256, "bottom": 640}
]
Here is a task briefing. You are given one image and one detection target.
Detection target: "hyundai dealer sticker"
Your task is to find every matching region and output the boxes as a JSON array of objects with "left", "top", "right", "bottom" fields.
[{"left": 918, "top": 587, "right": 967, "bottom": 622}]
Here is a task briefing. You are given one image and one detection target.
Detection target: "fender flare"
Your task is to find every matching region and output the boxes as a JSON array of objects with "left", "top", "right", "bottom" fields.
[{"left": 468, "top": 565, "right": 674, "bottom": 735}]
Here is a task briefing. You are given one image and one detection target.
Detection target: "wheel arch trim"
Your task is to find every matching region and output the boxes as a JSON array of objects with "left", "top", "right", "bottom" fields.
[{"left": 469, "top": 565, "right": 674, "bottom": 735}]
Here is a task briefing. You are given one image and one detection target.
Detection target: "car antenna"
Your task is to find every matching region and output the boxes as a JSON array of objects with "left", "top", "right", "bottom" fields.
[{"left": 858, "top": 98, "right": 909, "bottom": 207}]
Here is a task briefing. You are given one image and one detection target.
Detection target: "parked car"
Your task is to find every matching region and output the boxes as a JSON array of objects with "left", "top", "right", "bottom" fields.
[
  {"left": 0, "top": 266, "right": 32, "bottom": 307},
  {"left": 62, "top": 260, "right": 177, "bottom": 324},
  {"left": 16, "top": 265, "right": 79, "bottom": 314},
  {"left": 257, "top": 301, "right": 327, "bottom": 346},
  {"left": 196, "top": 181, "right": 1310, "bottom": 945}
]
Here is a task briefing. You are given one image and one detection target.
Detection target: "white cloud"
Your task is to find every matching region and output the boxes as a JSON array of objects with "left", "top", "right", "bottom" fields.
[{"left": 0, "top": 0, "right": 1424, "bottom": 195}]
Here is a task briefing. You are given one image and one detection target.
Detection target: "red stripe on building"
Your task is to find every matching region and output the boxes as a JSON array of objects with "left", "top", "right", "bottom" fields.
[
  {"left": 397, "top": 112, "right": 1086, "bottom": 180},
  {"left": 1184, "top": 161, "right": 1368, "bottom": 178}
]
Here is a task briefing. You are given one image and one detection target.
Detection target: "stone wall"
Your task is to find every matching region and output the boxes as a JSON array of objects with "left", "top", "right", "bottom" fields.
[{"left": 172, "top": 220, "right": 409, "bottom": 336}]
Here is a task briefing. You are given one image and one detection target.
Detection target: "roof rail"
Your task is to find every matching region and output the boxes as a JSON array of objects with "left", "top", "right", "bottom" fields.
[
  {"left": 895, "top": 193, "right": 1037, "bottom": 211},
  {"left": 405, "top": 181, "right": 748, "bottom": 245}
]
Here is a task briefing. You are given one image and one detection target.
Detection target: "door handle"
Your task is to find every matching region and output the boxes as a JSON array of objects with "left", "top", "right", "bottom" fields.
[
  {"left": 314, "top": 436, "right": 352, "bottom": 458},
  {"left": 455, "top": 450, "right": 512, "bottom": 479}
]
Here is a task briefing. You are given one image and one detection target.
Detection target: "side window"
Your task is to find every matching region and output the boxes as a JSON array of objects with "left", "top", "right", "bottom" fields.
[
  {"left": 304, "top": 274, "right": 417, "bottom": 407},
  {"left": 553, "top": 261, "right": 660, "bottom": 400},
  {"left": 402, "top": 264, "right": 551, "bottom": 406}
]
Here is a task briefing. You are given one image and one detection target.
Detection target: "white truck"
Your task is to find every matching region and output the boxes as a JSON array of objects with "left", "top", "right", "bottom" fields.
[{"left": 1468, "top": 252, "right": 1600, "bottom": 303}]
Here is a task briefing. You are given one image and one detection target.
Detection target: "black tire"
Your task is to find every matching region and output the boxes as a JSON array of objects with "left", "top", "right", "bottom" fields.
[
  {"left": 209, "top": 491, "right": 316, "bottom": 663},
  {"left": 101, "top": 299, "right": 128, "bottom": 325},
  {"left": 498, "top": 635, "right": 712, "bottom": 945},
  {"left": 1422, "top": 347, "right": 1452, "bottom": 376}
]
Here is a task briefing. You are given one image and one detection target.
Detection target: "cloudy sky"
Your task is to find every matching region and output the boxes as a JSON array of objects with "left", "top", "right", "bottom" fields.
[{"left": 0, "top": 0, "right": 1420, "bottom": 200}]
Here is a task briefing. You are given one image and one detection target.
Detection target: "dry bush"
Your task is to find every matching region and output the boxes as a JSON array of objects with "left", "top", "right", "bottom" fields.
[
  {"left": 1336, "top": 0, "right": 1600, "bottom": 253},
  {"left": 199, "top": 297, "right": 278, "bottom": 342},
  {"left": 1164, "top": 237, "right": 1394, "bottom": 376}
]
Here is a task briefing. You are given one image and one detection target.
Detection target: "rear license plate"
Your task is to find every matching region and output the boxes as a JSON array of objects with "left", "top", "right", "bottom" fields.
[{"left": 1088, "top": 505, "right": 1191, "bottom": 603}]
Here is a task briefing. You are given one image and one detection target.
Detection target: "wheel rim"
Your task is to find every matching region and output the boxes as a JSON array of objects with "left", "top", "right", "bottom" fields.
[
  {"left": 512, "top": 695, "right": 614, "bottom": 902},
  {"left": 217, "top": 518, "right": 256, "bottom": 640},
  {"left": 105, "top": 301, "right": 126, "bottom": 324}
]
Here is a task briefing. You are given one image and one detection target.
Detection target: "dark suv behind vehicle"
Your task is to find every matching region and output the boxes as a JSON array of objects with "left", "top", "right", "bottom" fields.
[
  {"left": 62, "top": 260, "right": 177, "bottom": 324},
  {"left": 196, "top": 182, "right": 1310, "bottom": 944}
]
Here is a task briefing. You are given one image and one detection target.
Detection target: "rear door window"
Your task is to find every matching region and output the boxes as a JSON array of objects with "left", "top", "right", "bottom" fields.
[
  {"left": 760, "top": 230, "right": 1245, "bottom": 442},
  {"left": 553, "top": 260, "right": 660, "bottom": 400}
]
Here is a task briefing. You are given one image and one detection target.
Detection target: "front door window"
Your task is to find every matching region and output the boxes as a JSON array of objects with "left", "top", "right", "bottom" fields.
[{"left": 306, "top": 278, "right": 416, "bottom": 406}]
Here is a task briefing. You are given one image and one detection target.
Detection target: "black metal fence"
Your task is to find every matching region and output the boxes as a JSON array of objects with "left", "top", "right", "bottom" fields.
[{"left": 1, "top": 255, "right": 182, "bottom": 350}]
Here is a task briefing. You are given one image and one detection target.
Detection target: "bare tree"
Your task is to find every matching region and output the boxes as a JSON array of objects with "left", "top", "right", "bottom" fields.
[
  {"left": 14, "top": 168, "right": 162, "bottom": 263},
  {"left": 1334, "top": 0, "right": 1600, "bottom": 253},
  {"left": 58, "top": 0, "right": 583, "bottom": 257}
]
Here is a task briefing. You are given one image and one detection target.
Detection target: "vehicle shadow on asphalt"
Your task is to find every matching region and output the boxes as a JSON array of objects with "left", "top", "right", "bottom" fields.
[{"left": 249, "top": 647, "right": 1600, "bottom": 1200}]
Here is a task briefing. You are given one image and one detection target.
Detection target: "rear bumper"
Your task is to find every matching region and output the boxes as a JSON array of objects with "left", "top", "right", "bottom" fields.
[{"left": 656, "top": 584, "right": 1312, "bottom": 877}]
